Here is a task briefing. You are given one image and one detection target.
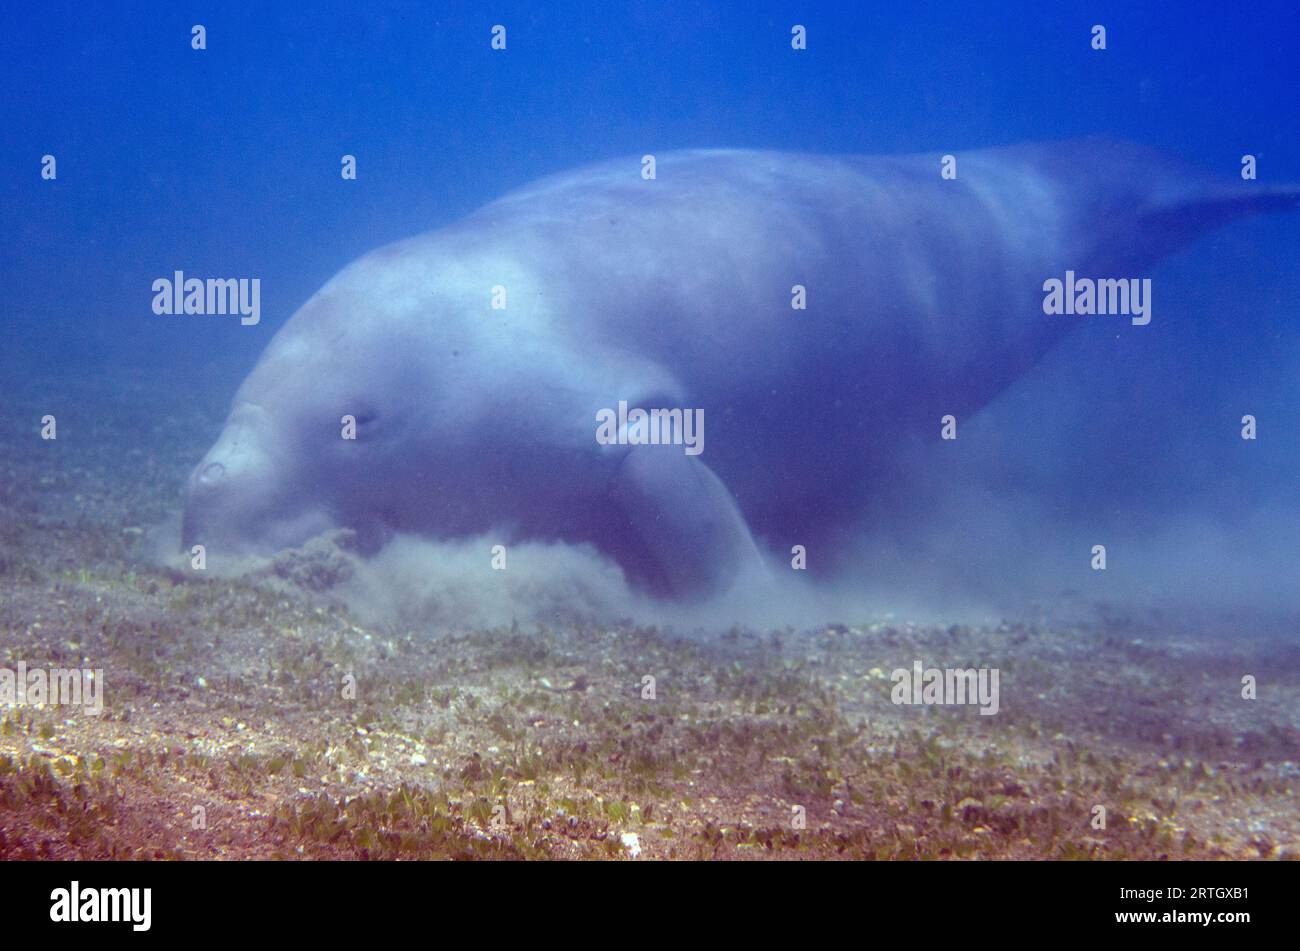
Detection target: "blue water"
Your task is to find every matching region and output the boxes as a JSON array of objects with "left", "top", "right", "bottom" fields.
[{"left": 2, "top": 1, "right": 1297, "bottom": 630}]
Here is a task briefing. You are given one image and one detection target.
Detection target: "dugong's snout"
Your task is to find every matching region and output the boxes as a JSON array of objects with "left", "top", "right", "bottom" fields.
[{"left": 181, "top": 406, "right": 330, "bottom": 556}]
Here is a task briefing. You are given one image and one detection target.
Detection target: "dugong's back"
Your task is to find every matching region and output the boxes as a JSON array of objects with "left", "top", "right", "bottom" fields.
[
  {"left": 427, "top": 143, "right": 1292, "bottom": 534},
  {"left": 447, "top": 147, "right": 1097, "bottom": 425}
]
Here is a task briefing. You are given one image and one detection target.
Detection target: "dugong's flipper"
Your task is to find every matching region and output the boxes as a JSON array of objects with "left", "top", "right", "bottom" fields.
[{"left": 608, "top": 448, "right": 767, "bottom": 598}]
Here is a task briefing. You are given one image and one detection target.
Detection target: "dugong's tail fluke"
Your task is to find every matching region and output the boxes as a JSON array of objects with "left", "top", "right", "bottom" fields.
[
  {"left": 1129, "top": 184, "right": 1300, "bottom": 262},
  {"left": 1095, "top": 178, "right": 1300, "bottom": 273},
  {"left": 1013, "top": 139, "right": 1299, "bottom": 271}
]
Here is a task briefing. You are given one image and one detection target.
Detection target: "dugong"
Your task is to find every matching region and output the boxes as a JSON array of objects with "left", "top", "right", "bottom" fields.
[{"left": 182, "top": 140, "right": 1297, "bottom": 597}]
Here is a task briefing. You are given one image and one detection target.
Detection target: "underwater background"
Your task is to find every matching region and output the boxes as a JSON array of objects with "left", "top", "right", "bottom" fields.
[{"left": 0, "top": 1, "right": 1298, "bottom": 859}]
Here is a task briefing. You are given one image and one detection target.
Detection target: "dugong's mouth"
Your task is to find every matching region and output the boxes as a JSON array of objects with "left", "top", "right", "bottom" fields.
[
  {"left": 181, "top": 460, "right": 335, "bottom": 556},
  {"left": 180, "top": 496, "right": 333, "bottom": 557},
  {"left": 180, "top": 406, "right": 332, "bottom": 557}
]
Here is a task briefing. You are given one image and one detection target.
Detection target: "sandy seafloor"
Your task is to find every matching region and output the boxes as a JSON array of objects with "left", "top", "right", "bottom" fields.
[{"left": 1, "top": 371, "right": 1297, "bottom": 860}]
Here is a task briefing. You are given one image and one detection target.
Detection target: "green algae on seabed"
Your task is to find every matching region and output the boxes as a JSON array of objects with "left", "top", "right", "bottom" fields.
[{"left": 1, "top": 614, "right": 1298, "bottom": 860}]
